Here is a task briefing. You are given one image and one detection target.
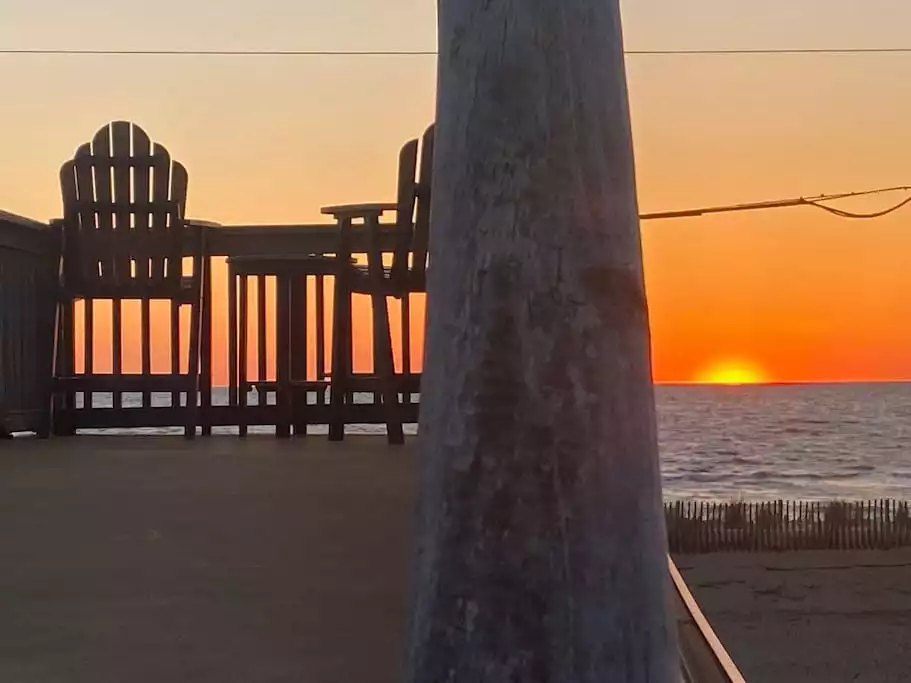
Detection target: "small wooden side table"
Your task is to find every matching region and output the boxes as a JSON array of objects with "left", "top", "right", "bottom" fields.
[{"left": 226, "top": 254, "right": 340, "bottom": 438}]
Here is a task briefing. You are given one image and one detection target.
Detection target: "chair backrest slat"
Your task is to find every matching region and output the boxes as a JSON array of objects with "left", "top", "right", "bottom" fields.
[
  {"left": 167, "top": 162, "right": 189, "bottom": 284},
  {"left": 131, "top": 124, "right": 153, "bottom": 283},
  {"left": 71, "top": 143, "right": 96, "bottom": 281},
  {"left": 390, "top": 139, "right": 419, "bottom": 281},
  {"left": 110, "top": 121, "right": 134, "bottom": 280},
  {"left": 90, "top": 126, "right": 116, "bottom": 280},
  {"left": 410, "top": 124, "right": 434, "bottom": 284},
  {"left": 59, "top": 121, "right": 193, "bottom": 298},
  {"left": 150, "top": 139, "right": 174, "bottom": 282},
  {"left": 390, "top": 124, "right": 434, "bottom": 287}
]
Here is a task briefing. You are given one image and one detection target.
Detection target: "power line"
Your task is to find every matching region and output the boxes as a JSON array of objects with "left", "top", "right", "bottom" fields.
[
  {"left": 641, "top": 185, "right": 911, "bottom": 221},
  {"left": 806, "top": 193, "right": 911, "bottom": 220},
  {"left": 0, "top": 49, "right": 437, "bottom": 56},
  {"left": 5, "top": 47, "right": 911, "bottom": 57},
  {"left": 629, "top": 47, "right": 911, "bottom": 56}
]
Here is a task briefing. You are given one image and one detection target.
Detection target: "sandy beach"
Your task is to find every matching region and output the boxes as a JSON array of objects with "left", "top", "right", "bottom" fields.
[{"left": 677, "top": 550, "right": 911, "bottom": 682}]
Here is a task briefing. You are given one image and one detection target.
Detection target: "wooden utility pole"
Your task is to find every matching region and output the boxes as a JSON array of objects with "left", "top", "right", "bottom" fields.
[{"left": 404, "top": 1, "right": 678, "bottom": 682}]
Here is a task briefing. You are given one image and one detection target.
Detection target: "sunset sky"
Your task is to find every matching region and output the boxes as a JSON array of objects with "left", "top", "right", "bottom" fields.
[{"left": 2, "top": 0, "right": 911, "bottom": 385}]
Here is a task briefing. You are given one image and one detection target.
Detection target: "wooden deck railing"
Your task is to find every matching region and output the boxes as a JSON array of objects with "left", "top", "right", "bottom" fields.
[{"left": 0, "top": 212, "right": 57, "bottom": 435}]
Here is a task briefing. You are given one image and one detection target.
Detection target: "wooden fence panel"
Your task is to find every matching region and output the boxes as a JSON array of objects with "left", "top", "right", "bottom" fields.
[{"left": 0, "top": 213, "right": 57, "bottom": 436}]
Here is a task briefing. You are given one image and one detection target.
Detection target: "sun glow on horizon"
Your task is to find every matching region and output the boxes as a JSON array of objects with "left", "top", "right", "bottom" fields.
[{"left": 693, "top": 359, "right": 769, "bottom": 386}]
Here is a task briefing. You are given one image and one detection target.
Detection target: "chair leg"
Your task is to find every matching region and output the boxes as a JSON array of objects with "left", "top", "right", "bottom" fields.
[
  {"left": 372, "top": 292, "right": 404, "bottom": 445},
  {"left": 185, "top": 295, "right": 203, "bottom": 441},
  {"left": 328, "top": 282, "right": 350, "bottom": 442},
  {"left": 200, "top": 262, "right": 213, "bottom": 437},
  {"left": 185, "top": 376, "right": 199, "bottom": 440}
]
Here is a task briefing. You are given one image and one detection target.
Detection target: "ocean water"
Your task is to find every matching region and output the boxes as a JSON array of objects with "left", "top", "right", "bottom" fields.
[
  {"left": 77, "top": 382, "right": 911, "bottom": 501},
  {"left": 656, "top": 382, "right": 911, "bottom": 501}
]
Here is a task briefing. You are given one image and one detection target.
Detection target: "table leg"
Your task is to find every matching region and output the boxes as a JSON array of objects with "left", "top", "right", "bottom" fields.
[
  {"left": 238, "top": 275, "right": 249, "bottom": 438},
  {"left": 276, "top": 274, "right": 291, "bottom": 439},
  {"left": 228, "top": 267, "right": 238, "bottom": 410}
]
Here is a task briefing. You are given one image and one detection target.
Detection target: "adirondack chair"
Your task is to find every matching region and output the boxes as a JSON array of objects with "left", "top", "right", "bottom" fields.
[
  {"left": 321, "top": 124, "right": 434, "bottom": 444},
  {"left": 52, "top": 121, "right": 207, "bottom": 438}
]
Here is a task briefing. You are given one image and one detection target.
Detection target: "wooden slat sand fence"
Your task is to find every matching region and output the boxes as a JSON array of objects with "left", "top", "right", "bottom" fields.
[{"left": 665, "top": 499, "right": 911, "bottom": 553}]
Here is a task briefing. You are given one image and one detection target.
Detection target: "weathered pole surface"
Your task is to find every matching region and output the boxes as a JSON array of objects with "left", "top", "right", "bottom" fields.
[{"left": 404, "top": 0, "right": 678, "bottom": 682}]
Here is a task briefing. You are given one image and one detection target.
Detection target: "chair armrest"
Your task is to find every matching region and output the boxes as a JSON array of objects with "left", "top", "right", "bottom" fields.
[
  {"left": 320, "top": 202, "right": 397, "bottom": 220},
  {"left": 322, "top": 204, "right": 397, "bottom": 270}
]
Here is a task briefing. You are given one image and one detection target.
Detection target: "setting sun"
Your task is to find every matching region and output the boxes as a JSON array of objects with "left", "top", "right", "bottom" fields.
[{"left": 693, "top": 360, "right": 768, "bottom": 386}]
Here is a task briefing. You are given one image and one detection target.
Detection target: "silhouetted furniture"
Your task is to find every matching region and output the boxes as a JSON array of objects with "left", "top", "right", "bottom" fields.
[
  {"left": 227, "top": 255, "right": 338, "bottom": 438},
  {"left": 321, "top": 124, "right": 433, "bottom": 445},
  {"left": 52, "top": 121, "right": 208, "bottom": 439}
]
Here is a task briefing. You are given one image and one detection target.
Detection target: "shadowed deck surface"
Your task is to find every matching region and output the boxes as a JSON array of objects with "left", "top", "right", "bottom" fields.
[
  {"left": 1, "top": 436, "right": 908, "bottom": 682},
  {"left": 0, "top": 436, "right": 419, "bottom": 683}
]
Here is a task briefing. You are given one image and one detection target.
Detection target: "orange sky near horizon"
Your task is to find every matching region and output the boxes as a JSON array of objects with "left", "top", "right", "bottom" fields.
[{"left": 3, "top": 0, "right": 911, "bottom": 385}]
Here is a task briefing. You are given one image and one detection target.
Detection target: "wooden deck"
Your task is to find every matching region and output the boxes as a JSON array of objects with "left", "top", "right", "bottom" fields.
[
  {"left": 0, "top": 435, "right": 418, "bottom": 683},
  {"left": 3, "top": 435, "right": 907, "bottom": 683}
]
